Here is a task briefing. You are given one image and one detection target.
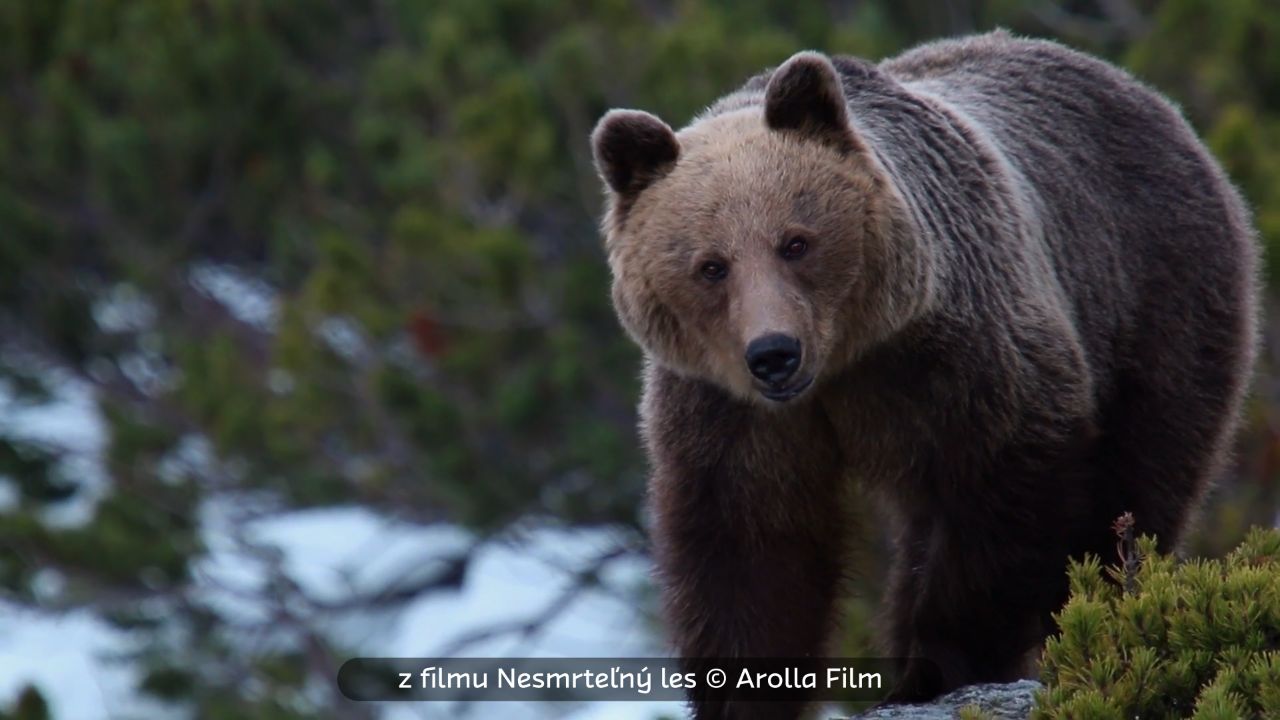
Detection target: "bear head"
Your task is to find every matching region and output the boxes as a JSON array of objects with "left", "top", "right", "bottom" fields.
[{"left": 592, "top": 51, "right": 931, "bottom": 406}]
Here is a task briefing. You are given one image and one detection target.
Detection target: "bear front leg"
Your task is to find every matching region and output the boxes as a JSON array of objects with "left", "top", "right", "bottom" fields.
[
  {"left": 642, "top": 367, "right": 850, "bottom": 720},
  {"left": 882, "top": 497, "right": 1070, "bottom": 702},
  {"left": 878, "top": 317, "right": 1097, "bottom": 702}
]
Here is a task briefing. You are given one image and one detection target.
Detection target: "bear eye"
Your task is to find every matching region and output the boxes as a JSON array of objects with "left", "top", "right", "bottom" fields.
[
  {"left": 700, "top": 260, "right": 728, "bottom": 282},
  {"left": 780, "top": 235, "right": 809, "bottom": 260}
]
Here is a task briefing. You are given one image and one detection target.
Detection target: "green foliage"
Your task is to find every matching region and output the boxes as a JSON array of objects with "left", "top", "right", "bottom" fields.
[
  {"left": 0, "top": 686, "right": 49, "bottom": 720},
  {"left": 1035, "top": 528, "right": 1280, "bottom": 719},
  {"left": 958, "top": 706, "right": 996, "bottom": 720}
]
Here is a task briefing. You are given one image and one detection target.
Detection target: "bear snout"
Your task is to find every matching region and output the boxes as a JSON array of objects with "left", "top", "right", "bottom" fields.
[{"left": 745, "top": 333, "right": 803, "bottom": 387}]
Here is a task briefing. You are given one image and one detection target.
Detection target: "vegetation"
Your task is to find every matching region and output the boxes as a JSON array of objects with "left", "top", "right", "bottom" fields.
[
  {"left": 1035, "top": 528, "right": 1280, "bottom": 720},
  {"left": 0, "top": 0, "right": 1277, "bottom": 717},
  {"left": 959, "top": 705, "right": 996, "bottom": 720}
]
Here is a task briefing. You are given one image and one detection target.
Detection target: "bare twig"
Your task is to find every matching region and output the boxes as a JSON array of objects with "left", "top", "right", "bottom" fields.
[
  {"left": 1113, "top": 511, "right": 1139, "bottom": 594},
  {"left": 430, "top": 544, "right": 634, "bottom": 657}
]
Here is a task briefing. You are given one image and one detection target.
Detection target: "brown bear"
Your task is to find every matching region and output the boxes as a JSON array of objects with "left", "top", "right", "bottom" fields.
[{"left": 590, "top": 31, "right": 1259, "bottom": 719}]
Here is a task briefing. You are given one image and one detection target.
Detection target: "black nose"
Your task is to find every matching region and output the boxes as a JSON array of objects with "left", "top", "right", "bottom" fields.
[{"left": 745, "top": 333, "right": 801, "bottom": 385}]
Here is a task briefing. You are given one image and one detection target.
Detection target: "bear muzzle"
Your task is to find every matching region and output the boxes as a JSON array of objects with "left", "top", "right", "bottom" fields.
[{"left": 745, "top": 333, "right": 814, "bottom": 402}]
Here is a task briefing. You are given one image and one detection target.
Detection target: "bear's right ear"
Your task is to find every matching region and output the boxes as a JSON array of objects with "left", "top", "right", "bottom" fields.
[
  {"left": 765, "top": 51, "right": 859, "bottom": 154},
  {"left": 591, "top": 109, "right": 680, "bottom": 197}
]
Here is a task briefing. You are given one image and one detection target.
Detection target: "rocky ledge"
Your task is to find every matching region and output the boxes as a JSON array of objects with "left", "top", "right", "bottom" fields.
[{"left": 848, "top": 680, "right": 1042, "bottom": 719}]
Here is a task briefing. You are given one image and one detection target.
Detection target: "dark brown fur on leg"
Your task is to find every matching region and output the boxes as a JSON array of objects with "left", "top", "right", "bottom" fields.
[
  {"left": 881, "top": 502, "right": 1070, "bottom": 702},
  {"left": 830, "top": 309, "right": 1103, "bottom": 703},
  {"left": 645, "top": 367, "right": 849, "bottom": 719}
]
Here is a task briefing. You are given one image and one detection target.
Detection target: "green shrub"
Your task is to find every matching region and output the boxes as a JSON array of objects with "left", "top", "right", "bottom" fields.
[
  {"left": 958, "top": 704, "right": 995, "bottom": 720},
  {"left": 1034, "top": 527, "right": 1280, "bottom": 719}
]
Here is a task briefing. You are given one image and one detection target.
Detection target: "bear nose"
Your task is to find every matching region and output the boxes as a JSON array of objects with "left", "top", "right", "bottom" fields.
[{"left": 745, "top": 334, "right": 802, "bottom": 385}]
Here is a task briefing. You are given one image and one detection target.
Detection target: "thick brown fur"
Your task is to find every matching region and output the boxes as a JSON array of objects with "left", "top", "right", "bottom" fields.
[{"left": 591, "top": 31, "right": 1260, "bottom": 719}]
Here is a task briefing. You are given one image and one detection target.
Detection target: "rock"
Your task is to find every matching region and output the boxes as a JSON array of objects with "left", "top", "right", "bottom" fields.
[{"left": 846, "top": 680, "right": 1042, "bottom": 719}]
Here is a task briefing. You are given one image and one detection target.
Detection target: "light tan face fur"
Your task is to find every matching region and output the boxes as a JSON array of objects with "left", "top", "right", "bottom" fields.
[
  {"left": 603, "top": 110, "right": 895, "bottom": 405},
  {"left": 593, "top": 51, "right": 931, "bottom": 406}
]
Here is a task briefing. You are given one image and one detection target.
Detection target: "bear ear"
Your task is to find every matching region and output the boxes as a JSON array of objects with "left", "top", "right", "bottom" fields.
[
  {"left": 764, "top": 51, "right": 859, "bottom": 153},
  {"left": 591, "top": 109, "right": 681, "bottom": 197}
]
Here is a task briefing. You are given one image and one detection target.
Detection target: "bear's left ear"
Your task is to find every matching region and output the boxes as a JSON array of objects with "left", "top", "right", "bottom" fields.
[
  {"left": 765, "top": 51, "right": 860, "bottom": 154},
  {"left": 591, "top": 109, "right": 681, "bottom": 198}
]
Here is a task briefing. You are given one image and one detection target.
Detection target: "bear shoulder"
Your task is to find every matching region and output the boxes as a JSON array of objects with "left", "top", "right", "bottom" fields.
[{"left": 879, "top": 29, "right": 1144, "bottom": 98}]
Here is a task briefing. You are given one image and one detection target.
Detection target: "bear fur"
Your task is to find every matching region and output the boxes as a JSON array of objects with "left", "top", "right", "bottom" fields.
[{"left": 590, "top": 31, "right": 1259, "bottom": 719}]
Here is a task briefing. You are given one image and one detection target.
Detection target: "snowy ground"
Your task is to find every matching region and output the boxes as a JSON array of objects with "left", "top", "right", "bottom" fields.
[{"left": 0, "top": 378, "right": 683, "bottom": 720}]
